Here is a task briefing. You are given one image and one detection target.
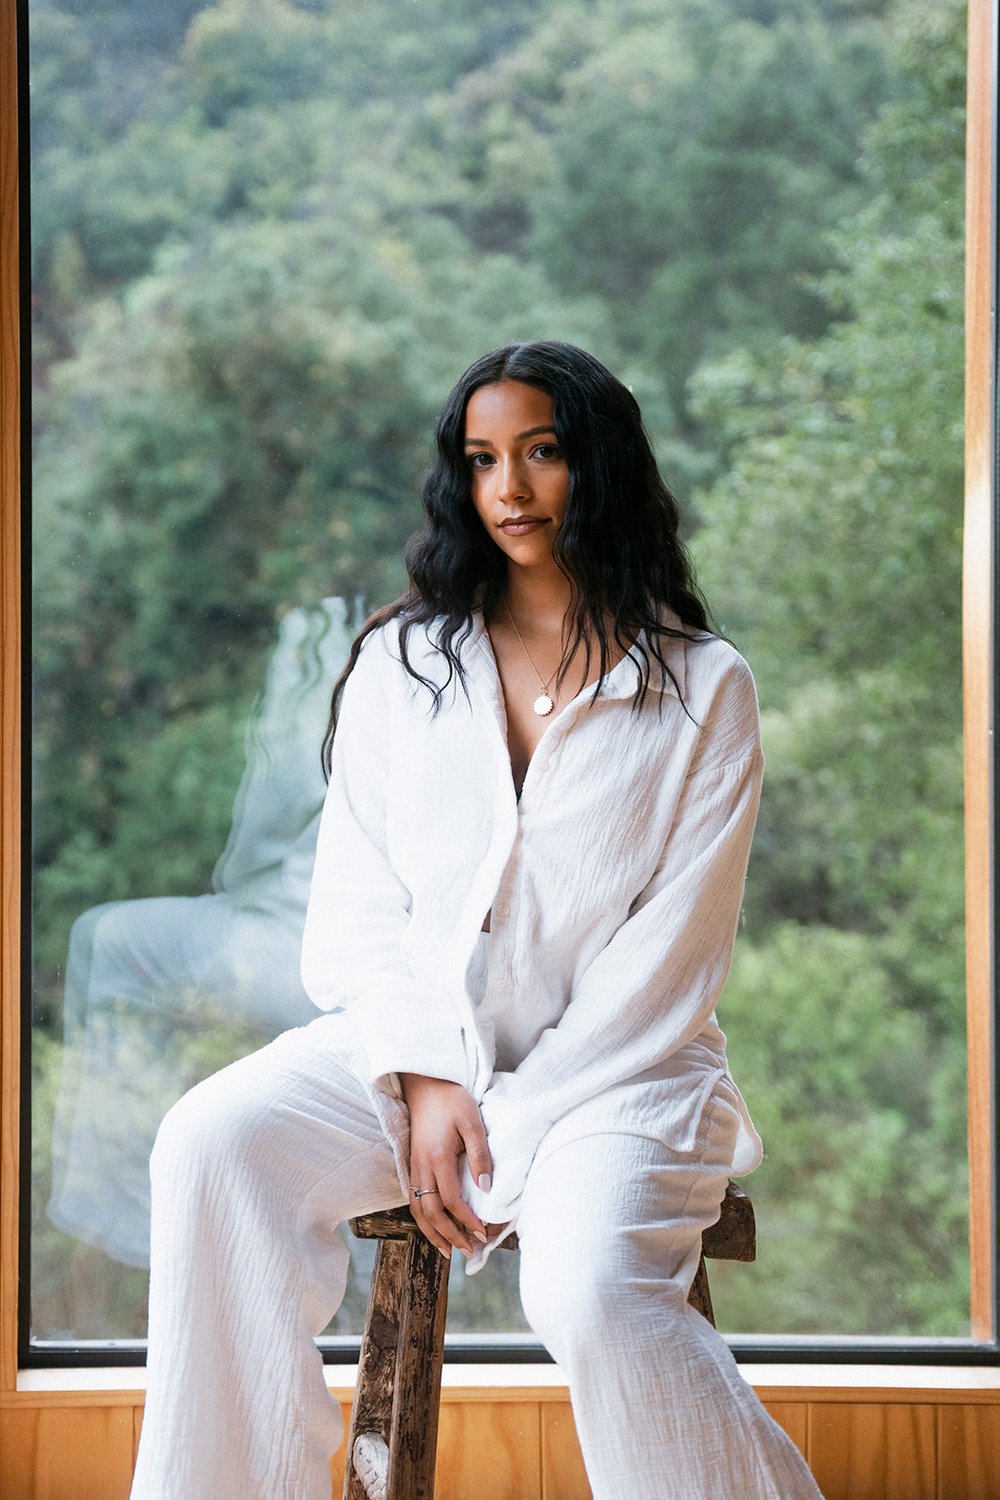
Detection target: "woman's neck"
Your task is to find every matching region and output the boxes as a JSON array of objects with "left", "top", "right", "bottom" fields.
[{"left": 500, "top": 564, "right": 574, "bottom": 632}]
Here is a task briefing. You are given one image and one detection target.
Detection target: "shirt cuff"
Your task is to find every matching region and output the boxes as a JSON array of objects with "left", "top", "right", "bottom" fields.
[{"left": 357, "top": 1009, "right": 471, "bottom": 1095}]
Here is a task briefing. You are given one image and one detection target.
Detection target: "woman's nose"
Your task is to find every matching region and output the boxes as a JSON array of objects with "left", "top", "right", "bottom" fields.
[{"left": 497, "top": 455, "right": 528, "bottom": 500}]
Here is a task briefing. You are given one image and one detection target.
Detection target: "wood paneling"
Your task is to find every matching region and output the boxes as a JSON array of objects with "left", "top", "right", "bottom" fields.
[
  {"left": 0, "top": 1406, "right": 134, "bottom": 1500},
  {"left": 328, "top": 1402, "right": 353, "bottom": 1497},
  {"left": 763, "top": 1400, "right": 808, "bottom": 1456},
  {"left": 937, "top": 1404, "right": 1000, "bottom": 1500},
  {"left": 5, "top": 1390, "right": 1000, "bottom": 1499},
  {"left": 436, "top": 1400, "right": 542, "bottom": 1500},
  {"left": 809, "top": 1403, "right": 937, "bottom": 1500},
  {"left": 540, "top": 1403, "right": 590, "bottom": 1500}
]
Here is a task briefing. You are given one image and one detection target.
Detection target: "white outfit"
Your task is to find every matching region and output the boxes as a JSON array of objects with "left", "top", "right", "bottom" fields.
[
  {"left": 301, "top": 610, "right": 764, "bottom": 1255},
  {"left": 131, "top": 613, "right": 824, "bottom": 1500}
]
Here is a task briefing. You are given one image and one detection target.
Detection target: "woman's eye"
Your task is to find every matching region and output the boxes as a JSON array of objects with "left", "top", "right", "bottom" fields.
[
  {"left": 468, "top": 452, "right": 494, "bottom": 469},
  {"left": 532, "top": 444, "right": 561, "bottom": 460}
]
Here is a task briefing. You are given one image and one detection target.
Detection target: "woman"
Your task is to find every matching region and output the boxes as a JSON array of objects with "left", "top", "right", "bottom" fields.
[{"left": 131, "top": 342, "right": 823, "bottom": 1499}]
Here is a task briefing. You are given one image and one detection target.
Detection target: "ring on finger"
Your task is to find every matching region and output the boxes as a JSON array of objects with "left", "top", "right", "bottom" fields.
[{"left": 411, "top": 1187, "right": 439, "bottom": 1199}]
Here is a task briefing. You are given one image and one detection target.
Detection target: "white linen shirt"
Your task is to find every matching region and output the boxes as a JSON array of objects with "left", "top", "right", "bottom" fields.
[{"left": 301, "top": 610, "right": 764, "bottom": 1267}]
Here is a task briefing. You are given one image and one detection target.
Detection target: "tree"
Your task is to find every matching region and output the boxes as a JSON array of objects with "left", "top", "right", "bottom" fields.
[
  {"left": 691, "top": 0, "right": 967, "bottom": 1333},
  {"left": 26, "top": 0, "right": 965, "bottom": 1338}
]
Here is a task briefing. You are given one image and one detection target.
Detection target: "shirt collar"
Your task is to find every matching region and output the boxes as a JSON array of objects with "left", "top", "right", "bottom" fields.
[{"left": 465, "top": 608, "right": 687, "bottom": 704}]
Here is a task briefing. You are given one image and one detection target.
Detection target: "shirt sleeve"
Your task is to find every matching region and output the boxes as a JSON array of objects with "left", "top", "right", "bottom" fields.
[
  {"left": 300, "top": 632, "right": 469, "bottom": 1090},
  {"left": 471, "top": 662, "right": 764, "bottom": 1221}
]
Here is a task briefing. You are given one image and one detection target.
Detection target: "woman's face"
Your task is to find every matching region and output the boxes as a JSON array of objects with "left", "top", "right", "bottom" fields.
[{"left": 464, "top": 381, "right": 570, "bottom": 571}]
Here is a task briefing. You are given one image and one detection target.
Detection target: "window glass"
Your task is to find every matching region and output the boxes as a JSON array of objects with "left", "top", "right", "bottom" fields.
[{"left": 29, "top": 0, "right": 967, "bottom": 1349}]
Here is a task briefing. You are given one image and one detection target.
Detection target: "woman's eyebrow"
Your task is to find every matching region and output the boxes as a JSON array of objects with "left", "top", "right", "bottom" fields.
[{"left": 463, "top": 426, "right": 558, "bottom": 446}]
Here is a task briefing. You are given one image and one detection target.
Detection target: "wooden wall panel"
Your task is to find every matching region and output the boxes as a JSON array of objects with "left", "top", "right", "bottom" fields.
[
  {"left": 435, "top": 1399, "right": 542, "bottom": 1500},
  {"left": 763, "top": 1400, "right": 809, "bottom": 1456},
  {"left": 540, "top": 1403, "right": 590, "bottom": 1500},
  {"left": 3, "top": 1390, "right": 1000, "bottom": 1499},
  {"left": 0, "top": 1405, "right": 134, "bottom": 1500},
  {"left": 937, "top": 1404, "right": 1000, "bottom": 1500},
  {"left": 328, "top": 1401, "right": 352, "bottom": 1497},
  {"left": 808, "top": 1403, "right": 937, "bottom": 1500}
]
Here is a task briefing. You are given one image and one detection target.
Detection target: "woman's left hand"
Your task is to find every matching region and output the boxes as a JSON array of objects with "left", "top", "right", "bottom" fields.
[{"left": 399, "top": 1073, "right": 493, "bottom": 1258}]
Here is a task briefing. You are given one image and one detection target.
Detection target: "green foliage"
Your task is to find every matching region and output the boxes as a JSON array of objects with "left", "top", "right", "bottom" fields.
[
  {"left": 529, "top": 1, "right": 891, "bottom": 411},
  {"left": 26, "top": 0, "right": 969, "bottom": 1341},
  {"left": 690, "top": 0, "right": 968, "bottom": 1335},
  {"left": 711, "top": 923, "right": 968, "bottom": 1334}
]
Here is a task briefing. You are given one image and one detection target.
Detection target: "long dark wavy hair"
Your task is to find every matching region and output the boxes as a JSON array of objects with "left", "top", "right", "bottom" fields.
[{"left": 322, "top": 340, "right": 711, "bottom": 775}]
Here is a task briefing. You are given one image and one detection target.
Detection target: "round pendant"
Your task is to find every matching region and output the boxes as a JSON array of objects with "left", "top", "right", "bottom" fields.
[{"left": 533, "top": 693, "right": 554, "bottom": 717}]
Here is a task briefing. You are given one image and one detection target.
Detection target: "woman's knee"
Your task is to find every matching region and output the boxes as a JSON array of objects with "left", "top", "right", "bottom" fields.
[
  {"left": 149, "top": 1063, "right": 265, "bottom": 1193},
  {"left": 520, "top": 1235, "right": 688, "bottom": 1362},
  {"left": 148, "top": 1039, "right": 393, "bottom": 1224},
  {"left": 519, "top": 1249, "right": 598, "bottom": 1353}
]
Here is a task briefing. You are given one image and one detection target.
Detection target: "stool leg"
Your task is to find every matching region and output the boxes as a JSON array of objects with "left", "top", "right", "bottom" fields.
[
  {"left": 344, "top": 1239, "right": 407, "bottom": 1500},
  {"left": 385, "top": 1234, "right": 450, "bottom": 1500},
  {"left": 688, "top": 1253, "right": 716, "bottom": 1327}
]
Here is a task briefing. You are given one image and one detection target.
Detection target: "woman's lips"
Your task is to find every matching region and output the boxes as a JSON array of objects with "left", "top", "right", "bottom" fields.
[{"left": 499, "top": 518, "right": 548, "bottom": 535}]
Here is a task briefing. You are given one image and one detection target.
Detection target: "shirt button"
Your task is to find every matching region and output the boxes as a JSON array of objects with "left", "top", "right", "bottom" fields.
[
  {"left": 498, "top": 903, "right": 511, "bottom": 917},
  {"left": 494, "top": 979, "right": 509, "bottom": 991},
  {"left": 538, "top": 760, "right": 550, "bottom": 773}
]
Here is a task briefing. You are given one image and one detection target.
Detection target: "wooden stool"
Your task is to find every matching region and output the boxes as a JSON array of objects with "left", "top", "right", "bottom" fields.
[{"left": 343, "top": 1184, "right": 755, "bottom": 1500}]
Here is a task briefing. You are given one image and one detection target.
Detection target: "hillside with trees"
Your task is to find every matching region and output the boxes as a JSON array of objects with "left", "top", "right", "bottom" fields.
[{"left": 27, "top": 0, "right": 967, "bottom": 1341}]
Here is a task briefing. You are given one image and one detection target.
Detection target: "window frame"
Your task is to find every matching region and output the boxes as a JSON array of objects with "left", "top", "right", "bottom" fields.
[
  {"left": 962, "top": 0, "right": 997, "bottom": 1350},
  {"left": 1, "top": 0, "right": 997, "bottom": 1376}
]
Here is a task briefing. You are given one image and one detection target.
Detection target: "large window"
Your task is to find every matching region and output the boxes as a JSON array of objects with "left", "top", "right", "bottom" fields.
[{"left": 23, "top": 0, "right": 974, "bottom": 1359}]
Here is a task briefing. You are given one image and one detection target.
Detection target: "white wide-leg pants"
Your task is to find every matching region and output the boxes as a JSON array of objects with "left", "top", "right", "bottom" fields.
[{"left": 130, "top": 1016, "right": 823, "bottom": 1500}]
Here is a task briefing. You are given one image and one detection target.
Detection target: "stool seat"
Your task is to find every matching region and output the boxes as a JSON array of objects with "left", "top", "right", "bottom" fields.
[{"left": 344, "top": 1183, "right": 755, "bottom": 1500}]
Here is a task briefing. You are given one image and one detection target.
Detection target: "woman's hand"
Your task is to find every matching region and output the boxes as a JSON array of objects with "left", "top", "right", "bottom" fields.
[{"left": 399, "top": 1074, "right": 493, "bottom": 1258}]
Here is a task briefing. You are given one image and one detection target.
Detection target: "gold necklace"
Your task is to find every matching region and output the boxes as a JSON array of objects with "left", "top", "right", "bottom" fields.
[{"left": 504, "top": 604, "right": 561, "bottom": 717}]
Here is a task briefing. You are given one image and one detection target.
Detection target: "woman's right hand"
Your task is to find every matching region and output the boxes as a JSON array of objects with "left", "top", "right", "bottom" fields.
[{"left": 398, "top": 1074, "right": 493, "bottom": 1258}]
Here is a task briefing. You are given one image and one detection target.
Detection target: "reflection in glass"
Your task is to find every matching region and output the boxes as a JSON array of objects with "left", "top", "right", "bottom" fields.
[{"left": 47, "top": 601, "right": 349, "bottom": 1272}]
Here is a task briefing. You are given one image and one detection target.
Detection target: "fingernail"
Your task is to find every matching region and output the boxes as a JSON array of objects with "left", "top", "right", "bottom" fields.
[
  {"left": 474, "top": 1230, "right": 488, "bottom": 1244},
  {"left": 478, "top": 1173, "right": 492, "bottom": 1192},
  {"left": 441, "top": 1246, "right": 451, "bottom": 1261}
]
